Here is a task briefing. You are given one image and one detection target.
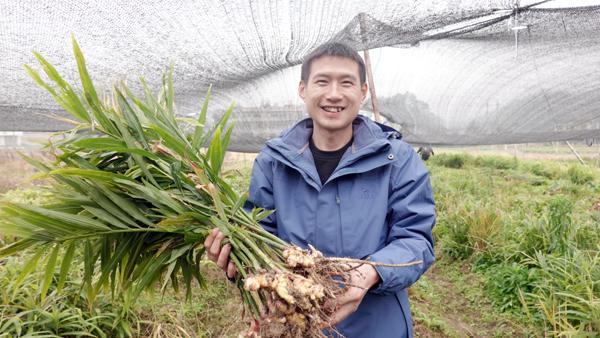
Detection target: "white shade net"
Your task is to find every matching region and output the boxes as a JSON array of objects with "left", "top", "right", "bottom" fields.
[{"left": 1, "top": 0, "right": 599, "bottom": 151}]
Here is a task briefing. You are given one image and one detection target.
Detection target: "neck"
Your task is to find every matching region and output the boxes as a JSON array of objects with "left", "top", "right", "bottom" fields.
[{"left": 311, "top": 125, "right": 353, "bottom": 151}]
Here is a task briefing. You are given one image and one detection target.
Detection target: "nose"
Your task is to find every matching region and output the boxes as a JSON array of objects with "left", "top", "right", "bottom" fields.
[{"left": 325, "top": 83, "right": 342, "bottom": 102}]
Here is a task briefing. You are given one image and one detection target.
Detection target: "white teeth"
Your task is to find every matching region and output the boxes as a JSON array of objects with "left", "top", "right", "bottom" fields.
[{"left": 322, "top": 106, "right": 343, "bottom": 113}]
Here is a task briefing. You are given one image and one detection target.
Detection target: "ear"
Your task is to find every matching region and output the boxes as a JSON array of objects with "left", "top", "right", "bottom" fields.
[
  {"left": 298, "top": 80, "right": 306, "bottom": 100},
  {"left": 360, "top": 82, "right": 368, "bottom": 101}
]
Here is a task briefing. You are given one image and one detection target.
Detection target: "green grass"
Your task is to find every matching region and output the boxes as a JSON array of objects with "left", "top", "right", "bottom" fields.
[
  {"left": 1, "top": 151, "right": 599, "bottom": 337},
  {"left": 427, "top": 152, "right": 600, "bottom": 336}
]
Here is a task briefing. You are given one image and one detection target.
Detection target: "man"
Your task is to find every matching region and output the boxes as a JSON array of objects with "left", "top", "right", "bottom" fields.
[
  {"left": 417, "top": 145, "right": 434, "bottom": 161},
  {"left": 204, "top": 42, "right": 435, "bottom": 337}
]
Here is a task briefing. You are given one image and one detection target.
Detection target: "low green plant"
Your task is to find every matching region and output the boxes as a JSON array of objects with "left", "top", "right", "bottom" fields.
[
  {"left": 431, "top": 153, "right": 469, "bottom": 169},
  {"left": 428, "top": 153, "right": 600, "bottom": 336},
  {"left": 566, "top": 164, "right": 595, "bottom": 185},
  {"left": 467, "top": 207, "right": 501, "bottom": 253},
  {"left": 484, "top": 262, "right": 538, "bottom": 313},
  {"left": 543, "top": 197, "right": 573, "bottom": 255},
  {"left": 0, "top": 188, "right": 53, "bottom": 206},
  {"left": 0, "top": 255, "right": 137, "bottom": 337},
  {"left": 521, "top": 250, "right": 600, "bottom": 335},
  {"left": 473, "top": 156, "right": 518, "bottom": 170},
  {"left": 437, "top": 213, "right": 473, "bottom": 259},
  {"left": 528, "top": 162, "right": 560, "bottom": 179},
  {"left": 412, "top": 306, "right": 458, "bottom": 337},
  {"left": 437, "top": 205, "right": 500, "bottom": 260}
]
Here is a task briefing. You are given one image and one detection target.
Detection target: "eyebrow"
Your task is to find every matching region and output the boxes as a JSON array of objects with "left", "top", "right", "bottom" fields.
[{"left": 312, "top": 73, "right": 358, "bottom": 81}]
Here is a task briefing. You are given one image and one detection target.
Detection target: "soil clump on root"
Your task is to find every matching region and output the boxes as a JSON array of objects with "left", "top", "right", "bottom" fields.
[{"left": 241, "top": 245, "right": 353, "bottom": 338}]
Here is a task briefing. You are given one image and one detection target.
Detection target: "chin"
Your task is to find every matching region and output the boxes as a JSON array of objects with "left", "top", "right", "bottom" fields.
[{"left": 318, "top": 120, "right": 352, "bottom": 132}]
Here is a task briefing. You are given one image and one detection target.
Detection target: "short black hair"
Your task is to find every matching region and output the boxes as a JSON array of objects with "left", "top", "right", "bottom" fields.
[{"left": 301, "top": 42, "right": 366, "bottom": 85}]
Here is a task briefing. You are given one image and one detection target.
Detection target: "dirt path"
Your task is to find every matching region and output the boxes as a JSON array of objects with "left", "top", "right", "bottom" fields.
[{"left": 411, "top": 260, "right": 530, "bottom": 338}]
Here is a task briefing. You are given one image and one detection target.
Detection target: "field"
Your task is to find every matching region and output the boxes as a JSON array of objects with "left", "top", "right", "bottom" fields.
[{"left": 0, "top": 146, "right": 599, "bottom": 337}]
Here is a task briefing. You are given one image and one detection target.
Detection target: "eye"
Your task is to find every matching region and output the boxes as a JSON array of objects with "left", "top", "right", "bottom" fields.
[
  {"left": 342, "top": 80, "right": 354, "bottom": 87},
  {"left": 315, "top": 79, "right": 327, "bottom": 85}
]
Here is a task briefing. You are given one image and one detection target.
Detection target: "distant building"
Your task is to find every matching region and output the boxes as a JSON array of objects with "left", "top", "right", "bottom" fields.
[{"left": 0, "top": 131, "right": 23, "bottom": 148}]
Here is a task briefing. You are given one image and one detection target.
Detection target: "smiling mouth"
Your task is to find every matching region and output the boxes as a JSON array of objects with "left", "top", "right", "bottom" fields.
[{"left": 321, "top": 106, "right": 345, "bottom": 113}]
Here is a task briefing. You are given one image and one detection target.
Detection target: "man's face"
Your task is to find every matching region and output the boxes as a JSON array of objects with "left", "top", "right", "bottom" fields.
[{"left": 299, "top": 56, "right": 368, "bottom": 136}]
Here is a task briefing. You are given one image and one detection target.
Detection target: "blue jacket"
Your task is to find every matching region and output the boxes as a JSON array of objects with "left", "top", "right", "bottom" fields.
[{"left": 246, "top": 115, "right": 435, "bottom": 338}]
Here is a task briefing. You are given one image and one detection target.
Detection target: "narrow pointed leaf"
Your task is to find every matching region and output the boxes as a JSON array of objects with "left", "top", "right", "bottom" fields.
[
  {"left": 13, "top": 248, "right": 44, "bottom": 298},
  {"left": 57, "top": 241, "right": 77, "bottom": 292},
  {"left": 40, "top": 244, "right": 60, "bottom": 301},
  {"left": 192, "top": 85, "right": 211, "bottom": 149}
]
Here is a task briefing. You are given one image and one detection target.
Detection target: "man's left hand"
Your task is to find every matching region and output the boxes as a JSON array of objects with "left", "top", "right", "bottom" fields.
[{"left": 330, "top": 263, "right": 380, "bottom": 325}]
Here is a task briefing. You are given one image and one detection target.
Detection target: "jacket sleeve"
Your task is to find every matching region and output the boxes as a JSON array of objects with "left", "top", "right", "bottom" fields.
[
  {"left": 244, "top": 153, "right": 278, "bottom": 235},
  {"left": 369, "top": 145, "right": 435, "bottom": 295}
]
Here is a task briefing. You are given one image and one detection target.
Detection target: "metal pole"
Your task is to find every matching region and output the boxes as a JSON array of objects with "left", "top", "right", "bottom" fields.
[
  {"left": 359, "top": 13, "right": 381, "bottom": 123},
  {"left": 565, "top": 141, "right": 585, "bottom": 165}
]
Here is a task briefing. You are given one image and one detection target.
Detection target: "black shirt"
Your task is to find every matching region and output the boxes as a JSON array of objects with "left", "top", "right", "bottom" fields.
[{"left": 309, "top": 136, "right": 353, "bottom": 184}]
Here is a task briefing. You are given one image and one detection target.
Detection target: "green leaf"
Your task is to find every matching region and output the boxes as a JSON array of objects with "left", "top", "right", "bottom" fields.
[
  {"left": 219, "top": 101, "right": 235, "bottom": 127},
  {"left": 32, "top": 51, "right": 69, "bottom": 88},
  {"left": 252, "top": 207, "right": 275, "bottom": 222},
  {"left": 83, "top": 206, "right": 131, "bottom": 229},
  {"left": 25, "top": 60, "right": 90, "bottom": 124},
  {"left": 94, "top": 183, "right": 153, "bottom": 226},
  {"left": 222, "top": 124, "right": 234, "bottom": 157},
  {"left": 148, "top": 123, "right": 188, "bottom": 159},
  {"left": 57, "top": 241, "right": 77, "bottom": 292},
  {"left": 192, "top": 85, "right": 212, "bottom": 150},
  {"left": 170, "top": 161, "right": 183, "bottom": 190},
  {"left": 72, "top": 36, "right": 116, "bottom": 134},
  {"left": 19, "top": 152, "right": 52, "bottom": 172},
  {"left": 2, "top": 203, "right": 76, "bottom": 237},
  {"left": 110, "top": 108, "right": 159, "bottom": 186},
  {"left": 12, "top": 248, "right": 44, "bottom": 298},
  {"left": 132, "top": 251, "right": 170, "bottom": 298},
  {"left": 95, "top": 235, "right": 134, "bottom": 294},
  {"left": 85, "top": 183, "right": 140, "bottom": 228},
  {"left": 115, "top": 179, "right": 184, "bottom": 215},
  {"left": 13, "top": 202, "right": 110, "bottom": 232},
  {"left": 115, "top": 87, "right": 149, "bottom": 147},
  {"left": 161, "top": 260, "right": 178, "bottom": 294},
  {"left": 50, "top": 168, "right": 131, "bottom": 183},
  {"left": 72, "top": 137, "right": 125, "bottom": 149},
  {"left": 72, "top": 138, "right": 160, "bottom": 160},
  {"left": 139, "top": 77, "right": 161, "bottom": 116},
  {"left": 40, "top": 244, "right": 60, "bottom": 301},
  {"left": 208, "top": 126, "right": 223, "bottom": 176},
  {"left": 231, "top": 192, "right": 248, "bottom": 216},
  {"left": 0, "top": 238, "right": 38, "bottom": 258},
  {"left": 83, "top": 240, "right": 97, "bottom": 303},
  {"left": 166, "top": 65, "right": 175, "bottom": 114}
]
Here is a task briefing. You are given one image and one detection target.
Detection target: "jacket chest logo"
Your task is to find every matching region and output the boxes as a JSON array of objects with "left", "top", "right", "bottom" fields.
[{"left": 360, "top": 188, "right": 375, "bottom": 199}]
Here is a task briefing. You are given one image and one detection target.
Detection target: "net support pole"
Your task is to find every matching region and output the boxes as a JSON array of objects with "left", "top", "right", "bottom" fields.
[
  {"left": 565, "top": 141, "right": 585, "bottom": 165},
  {"left": 359, "top": 13, "right": 381, "bottom": 123}
]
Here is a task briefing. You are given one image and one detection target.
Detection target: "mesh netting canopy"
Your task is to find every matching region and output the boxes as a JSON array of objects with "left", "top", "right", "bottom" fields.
[{"left": 1, "top": 0, "right": 599, "bottom": 151}]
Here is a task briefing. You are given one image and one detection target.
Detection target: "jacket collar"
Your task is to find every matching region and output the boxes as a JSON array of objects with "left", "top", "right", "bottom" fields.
[{"left": 264, "top": 115, "right": 397, "bottom": 189}]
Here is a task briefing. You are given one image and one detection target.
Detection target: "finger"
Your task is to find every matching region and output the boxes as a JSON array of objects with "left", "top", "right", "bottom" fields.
[
  {"left": 203, "top": 228, "right": 219, "bottom": 258},
  {"left": 334, "top": 287, "right": 355, "bottom": 305},
  {"left": 208, "top": 231, "right": 224, "bottom": 261},
  {"left": 217, "top": 243, "right": 232, "bottom": 270},
  {"left": 227, "top": 261, "right": 237, "bottom": 278},
  {"left": 329, "top": 303, "right": 354, "bottom": 326},
  {"left": 204, "top": 228, "right": 218, "bottom": 247}
]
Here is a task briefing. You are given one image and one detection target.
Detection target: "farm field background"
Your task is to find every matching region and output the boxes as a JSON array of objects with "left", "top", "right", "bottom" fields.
[{"left": 0, "top": 145, "right": 599, "bottom": 337}]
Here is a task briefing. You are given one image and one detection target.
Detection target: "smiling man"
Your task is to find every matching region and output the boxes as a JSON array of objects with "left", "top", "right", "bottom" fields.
[{"left": 205, "top": 42, "right": 436, "bottom": 337}]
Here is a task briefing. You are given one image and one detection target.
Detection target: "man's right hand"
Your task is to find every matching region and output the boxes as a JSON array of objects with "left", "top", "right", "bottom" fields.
[{"left": 204, "top": 228, "right": 237, "bottom": 279}]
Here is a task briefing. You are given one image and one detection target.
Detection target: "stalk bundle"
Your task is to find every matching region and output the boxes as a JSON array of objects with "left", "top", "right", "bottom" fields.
[{"left": 0, "top": 38, "right": 419, "bottom": 337}]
